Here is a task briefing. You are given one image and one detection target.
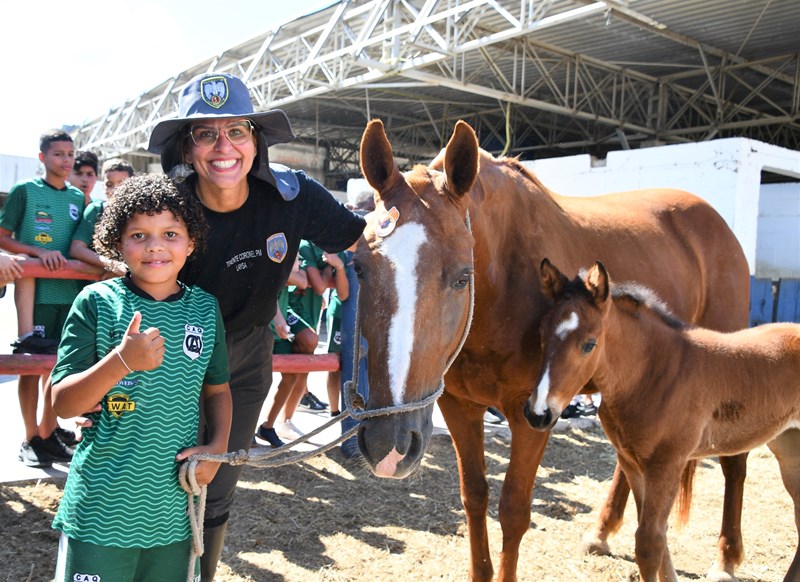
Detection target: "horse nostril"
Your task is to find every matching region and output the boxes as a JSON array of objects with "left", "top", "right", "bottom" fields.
[{"left": 523, "top": 400, "right": 553, "bottom": 431}]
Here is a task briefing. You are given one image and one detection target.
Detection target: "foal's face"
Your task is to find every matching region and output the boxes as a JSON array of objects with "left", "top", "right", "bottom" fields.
[
  {"left": 525, "top": 298, "right": 603, "bottom": 429},
  {"left": 524, "top": 260, "right": 610, "bottom": 430}
]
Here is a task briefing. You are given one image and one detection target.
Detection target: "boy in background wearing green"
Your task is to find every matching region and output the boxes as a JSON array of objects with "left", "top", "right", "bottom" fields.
[
  {"left": 0, "top": 129, "right": 86, "bottom": 467},
  {"left": 69, "top": 150, "right": 99, "bottom": 205},
  {"left": 51, "top": 173, "right": 232, "bottom": 581},
  {"left": 69, "top": 157, "right": 133, "bottom": 276}
]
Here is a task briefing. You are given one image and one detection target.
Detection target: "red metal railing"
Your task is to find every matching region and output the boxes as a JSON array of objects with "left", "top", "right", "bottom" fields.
[{"left": 0, "top": 260, "right": 339, "bottom": 376}]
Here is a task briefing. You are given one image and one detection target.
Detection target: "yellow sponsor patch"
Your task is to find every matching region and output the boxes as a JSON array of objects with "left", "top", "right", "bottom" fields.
[{"left": 107, "top": 393, "right": 136, "bottom": 418}]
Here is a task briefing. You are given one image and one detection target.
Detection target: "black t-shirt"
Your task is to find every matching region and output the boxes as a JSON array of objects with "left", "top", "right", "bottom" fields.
[{"left": 180, "top": 172, "right": 365, "bottom": 333}]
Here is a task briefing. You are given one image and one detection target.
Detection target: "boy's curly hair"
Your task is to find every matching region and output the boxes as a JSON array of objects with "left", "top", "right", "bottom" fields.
[{"left": 93, "top": 173, "right": 207, "bottom": 262}]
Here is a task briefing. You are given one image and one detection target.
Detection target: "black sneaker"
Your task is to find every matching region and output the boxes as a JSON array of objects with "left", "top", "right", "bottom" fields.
[
  {"left": 560, "top": 403, "right": 581, "bottom": 419},
  {"left": 40, "top": 433, "right": 74, "bottom": 463},
  {"left": 11, "top": 333, "right": 59, "bottom": 355},
  {"left": 54, "top": 427, "right": 80, "bottom": 447},
  {"left": 255, "top": 425, "right": 285, "bottom": 449},
  {"left": 18, "top": 437, "right": 54, "bottom": 468},
  {"left": 300, "top": 392, "right": 328, "bottom": 411},
  {"left": 577, "top": 402, "right": 598, "bottom": 417}
]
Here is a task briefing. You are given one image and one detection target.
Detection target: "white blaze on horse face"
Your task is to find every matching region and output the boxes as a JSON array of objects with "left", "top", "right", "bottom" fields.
[
  {"left": 533, "top": 311, "right": 580, "bottom": 416},
  {"left": 377, "top": 222, "right": 426, "bottom": 404},
  {"left": 555, "top": 311, "right": 579, "bottom": 339},
  {"left": 533, "top": 365, "right": 552, "bottom": 416}
]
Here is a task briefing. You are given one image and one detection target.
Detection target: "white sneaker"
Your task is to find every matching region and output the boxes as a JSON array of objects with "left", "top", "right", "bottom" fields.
[{"left": 276, "top": 419, "right": 305, "bottom": 441}]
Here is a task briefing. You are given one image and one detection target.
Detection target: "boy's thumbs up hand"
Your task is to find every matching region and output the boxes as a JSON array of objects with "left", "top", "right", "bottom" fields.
[
  {"left": 125, "top": 311, "right": 141, "bottom": 336},
  {"left": 117, "top": 311, "right": 165, "bottom": 372}
]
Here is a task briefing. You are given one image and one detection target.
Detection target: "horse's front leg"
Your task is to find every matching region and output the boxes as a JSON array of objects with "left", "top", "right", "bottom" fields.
[
  {"left": 438, "top": 391, "right": 494, "bottom": 582},
  {"left": 495, "top": 415, "right": 550, "bottom": 582},
  {"left": 580, "top": 460, "right": 630, "bottom": 555},
  {"left": 708, "top": 453, "right": 748, "bottom": 581}
]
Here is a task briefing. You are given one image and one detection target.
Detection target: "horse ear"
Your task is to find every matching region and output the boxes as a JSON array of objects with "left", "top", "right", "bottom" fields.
[
  {"left": 586, "top": 261, "right": 610, "bottom": 303},
  {"left": 360, "top": 119, "right": 400, "bottom": 200},
  {"left": 540, "top": 258, "right": 568, "bottom": 300},
  {"left": 443, "top": 120, "right": 479, "bottom": 199}
]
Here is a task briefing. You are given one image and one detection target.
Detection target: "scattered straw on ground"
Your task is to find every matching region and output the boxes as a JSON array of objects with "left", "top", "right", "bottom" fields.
[{"left": 1, "top": 422, "right": 794, "bottom": 581}]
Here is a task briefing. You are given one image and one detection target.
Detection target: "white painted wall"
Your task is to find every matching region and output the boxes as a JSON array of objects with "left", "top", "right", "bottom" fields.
[
  {"left": 1, "top": 155, "right": 41, "bottom": 193},
  {"left": 524, "top": 138, "right": 800, "bottom": 277},
  {"left": 757, "top": 183, "right": 800, "bottom": 278}
]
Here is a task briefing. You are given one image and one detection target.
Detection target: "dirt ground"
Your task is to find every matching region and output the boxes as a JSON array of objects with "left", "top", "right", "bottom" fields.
[{"left": 2, "top": 422, "right": 796, "bottom": 582}]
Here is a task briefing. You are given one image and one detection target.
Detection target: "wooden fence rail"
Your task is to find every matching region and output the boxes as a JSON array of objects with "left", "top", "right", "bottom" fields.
[{"left": 0, "top": 260, "right": 339, "bottom": 376}]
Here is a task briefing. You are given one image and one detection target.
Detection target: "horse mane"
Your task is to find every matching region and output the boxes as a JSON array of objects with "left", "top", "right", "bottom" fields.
[
  {"left": 495, "top": 153, "right": 552, "bottom": 193},
  {"left": 609, "top": 281, "right": 688, "bottom": 330}
]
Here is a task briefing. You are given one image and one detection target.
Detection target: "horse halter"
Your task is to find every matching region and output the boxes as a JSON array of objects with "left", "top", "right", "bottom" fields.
[{"left": 343, "top": 209, "right": 475, "bottom": 420}]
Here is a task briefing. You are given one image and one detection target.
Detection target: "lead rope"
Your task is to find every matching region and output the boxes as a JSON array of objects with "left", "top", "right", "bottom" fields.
[{"left": 178, "top": 209, "right": 474, "bottom": 582}]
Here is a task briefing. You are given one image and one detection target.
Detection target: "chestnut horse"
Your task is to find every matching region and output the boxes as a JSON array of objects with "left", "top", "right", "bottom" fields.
[
  {"left": 527, "top": 259, "right": 800, "bottom": 581},
  {"left": 353, "top": 119, "right": 750, "bottom": 581}
]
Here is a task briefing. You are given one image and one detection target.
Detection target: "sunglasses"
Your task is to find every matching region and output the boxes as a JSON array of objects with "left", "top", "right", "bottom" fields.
[{"left": 187, "top": 120, "right": 255, "bottom": 148}]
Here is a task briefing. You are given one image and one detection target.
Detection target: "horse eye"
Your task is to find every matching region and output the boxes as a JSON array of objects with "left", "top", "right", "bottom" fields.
[
  {"left": 581, "top": 339, "right": 597, "bottom": 354},
  {"left": 452, "top": 270, "right": 471, "bottom": 290},
  {"left": 353, "top": 261, "right": 364, "bottom": 279}
]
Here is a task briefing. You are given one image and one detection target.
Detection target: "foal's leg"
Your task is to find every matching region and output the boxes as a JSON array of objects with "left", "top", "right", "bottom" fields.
[
  {"left": 708, "top": 453, "right": 748, "bottom": 581},
  {"left": 767, "top": 430, "right": 800, "bottom": 581},
  {"left": 438, "top": 391, "right": 494, "bottom": 582},
  {"left": 623, "top": 457, "right": 681, "bottom": 582},
  {"left": 580, "top": 461, "right": 630, "bottom": 555}
]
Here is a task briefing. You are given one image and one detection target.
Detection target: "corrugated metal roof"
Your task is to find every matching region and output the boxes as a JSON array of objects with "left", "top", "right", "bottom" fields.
[{"left": 74, "top": 0, "right": 799, "bottom": 187}]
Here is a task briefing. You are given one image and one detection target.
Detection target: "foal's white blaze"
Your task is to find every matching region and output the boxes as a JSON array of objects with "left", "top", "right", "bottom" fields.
[
  {"left": 534, "top": 311, "right": 580, "bottom": 416},
  {"left": 533, "top": 365, "right": 552, "bottom": 416},
  {"left": 377, "top": 222, "right": 426, "bottom": 404},
  {"left": 556, "top": 311, "right": 579, "bottom": 339}
]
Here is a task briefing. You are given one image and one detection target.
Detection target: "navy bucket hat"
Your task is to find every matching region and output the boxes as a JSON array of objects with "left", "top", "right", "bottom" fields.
[{"left": 147, "top": 72, "right": 296, "bottom": 187}]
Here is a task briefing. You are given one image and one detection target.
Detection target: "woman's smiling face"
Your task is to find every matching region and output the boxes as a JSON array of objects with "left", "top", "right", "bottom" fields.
[{"left": 184, "top": 117, "right": 257, "bottom": 192}]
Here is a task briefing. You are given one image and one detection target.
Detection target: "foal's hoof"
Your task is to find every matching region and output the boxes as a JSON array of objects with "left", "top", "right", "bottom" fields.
[
  {"left": 706, "top": 565, "right": 737, "bottom": 582},
  {"left": 578, "top": 533, "right": 611, "bottom": 556}
]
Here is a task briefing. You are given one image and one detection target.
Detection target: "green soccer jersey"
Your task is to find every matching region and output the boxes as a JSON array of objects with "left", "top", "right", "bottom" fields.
[
  {"left": 73, "top": 199, "right": 104, "bottom": 247},
  {"left": 0, "top": 178, "right": 85, "bottom": 304},
  {"left": 51, "top": 277, "right": 229, "bottom": 548},
  {"left": 287, "top": 240, "right": 347, "bottom": 329}
]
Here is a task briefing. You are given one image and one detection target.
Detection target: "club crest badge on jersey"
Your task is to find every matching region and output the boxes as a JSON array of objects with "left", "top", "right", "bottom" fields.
[
  {"left": 201, "top": 76, "right": 229, "bottom": 109},
  {"left": 184, "top": 324, "right": 204, "bottom": 360},
  {"left": 375, "top": 206, "right": 400, "bottom": 238},
  {"left": 266, "top": 233, "right": 288, "bottom": 263}
]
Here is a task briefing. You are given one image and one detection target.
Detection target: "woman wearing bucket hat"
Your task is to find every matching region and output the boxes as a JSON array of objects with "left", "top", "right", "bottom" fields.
[{"left": 147, "top": 71, "right": 365, "bottom": 580}]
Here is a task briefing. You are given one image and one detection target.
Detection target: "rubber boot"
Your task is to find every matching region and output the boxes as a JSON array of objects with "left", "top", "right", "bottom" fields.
[{"left": 200, "top": 521, "right": 228, "bottom": 582}]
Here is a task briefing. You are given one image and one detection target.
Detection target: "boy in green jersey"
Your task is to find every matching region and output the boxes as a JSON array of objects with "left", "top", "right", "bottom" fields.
[
  {"left": 51, "top": 173, "right": 232, "bottom": 581},
  {"left": 0, "top": 129, "right": 88, "bottom": 467}
]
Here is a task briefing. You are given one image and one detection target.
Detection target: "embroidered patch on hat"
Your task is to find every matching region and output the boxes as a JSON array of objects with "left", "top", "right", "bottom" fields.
[
  {"left": 267, "top": 233, "right": 288, "bottom": 263},
  {"left": 184, "top": 324, "right": 204, "bottom": 360},
  {"left": 201, "top": 76, "right": 229, "bottom": 109},
  {"left": 375, "top": 206, "right": 400, "bottom": 238}
]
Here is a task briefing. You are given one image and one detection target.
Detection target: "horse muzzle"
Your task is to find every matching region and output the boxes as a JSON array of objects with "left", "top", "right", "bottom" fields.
[
  {"left": 357, "top": 405, "right": 434, "bottom": 479},
  {"left": 523, "top": 400, "right": 558, "bottom": 431}
]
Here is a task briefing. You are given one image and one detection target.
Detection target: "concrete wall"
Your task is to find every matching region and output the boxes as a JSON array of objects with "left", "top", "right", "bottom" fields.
[
  {"left": 757, "top": 183, "right": 800, "bottom": 278},
  {"left": 1, "top": 155, "right": 41, "bottom": 194}
]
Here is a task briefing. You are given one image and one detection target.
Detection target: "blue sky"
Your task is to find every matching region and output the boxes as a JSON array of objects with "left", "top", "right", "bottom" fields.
[{"left": 0, "top": 0, "right": 329, "bottom": 158}]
